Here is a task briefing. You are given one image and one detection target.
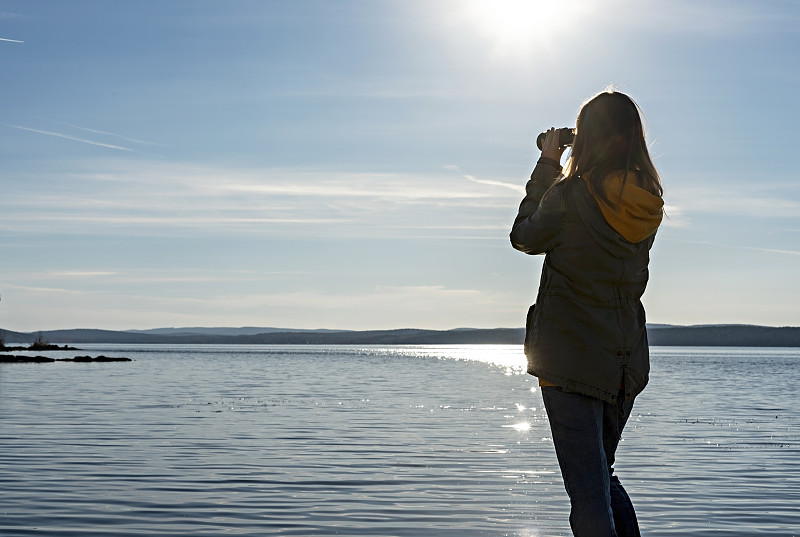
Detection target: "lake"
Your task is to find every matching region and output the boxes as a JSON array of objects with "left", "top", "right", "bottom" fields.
[{"left": 1, "top": 345, "right": 798, "bottom": 536}]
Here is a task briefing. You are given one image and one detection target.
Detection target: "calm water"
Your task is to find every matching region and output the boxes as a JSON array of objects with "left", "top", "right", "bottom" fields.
[{"left": 1, "top": 345, "right": 798, "bottom": 536}]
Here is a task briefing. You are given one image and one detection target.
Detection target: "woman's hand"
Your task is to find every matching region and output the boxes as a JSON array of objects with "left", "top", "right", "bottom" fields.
[{"left": 541, "top": 127, "right": 566, "bottom": 162}]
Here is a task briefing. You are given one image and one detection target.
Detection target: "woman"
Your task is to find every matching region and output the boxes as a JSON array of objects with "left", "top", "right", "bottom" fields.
[{"left": 510, "top": 90, "right": 663, "bottom": 537}]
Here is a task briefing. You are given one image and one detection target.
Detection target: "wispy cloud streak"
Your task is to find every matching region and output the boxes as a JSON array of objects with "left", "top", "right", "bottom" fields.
[
  {"left": 464, "top": 174, "right": 525, "bottom": 194},
  {"left": 3, "top": 124, "right": 134, "bottom": 151},
  {"left": 0, "top": 37, "right": 23, "bottom": 43},
  {"left": 56, "top": 121, "right": 165, "bottom": 146},
  {"left": 663, "top": 238, "right": 800, "bottom": 257}
]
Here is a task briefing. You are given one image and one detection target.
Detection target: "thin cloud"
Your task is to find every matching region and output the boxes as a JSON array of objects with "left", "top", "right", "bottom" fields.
[
  {"left": 392, "top": 224, "right": 508, "bottom": 230},
  {"left": 667, "top": 182, "right": 800, "bottom": 219},
  {"left": 464, "top": 174, "right": 525, "bottom": 194},
  {"left": 49, "top": 161, "right": 521, "bottom": 207},
  {"left": 49, "top": 271, "right": 118, "bottom": 277},
  {"left": 3, "top": 214, "right": 349, "bottom": 226},
  {"left": 193, "top": 170, "right": 520, "bottom": 202},
  {"left": 111, "top": 271, "right": 311, "bottom": 284},
  {"left": 659, "top": 204, "right": 689, "bottom": 228},
  {"left": 5, "top": 283, "right": 90, "bottom": 295},
  {"left": 3, "top": 124, "right": 134, "bottom": 152},
  {"left": 56, "top": 121, "right": 165, "bottom": 147},
  {"left": 758, "top": 247, "right": 800, "bottom": 257},
  {"left": 0, "top": 37, "right": 23, "bottom": 43},
  {"left": 663, "top": 238, "right": 800, "bottom": 257},
  {"left": 445, "top": 165, "right": 525, "bottom": 194},
  {"left": 14, "top": 268, "right": 306, "bottom": 285}
]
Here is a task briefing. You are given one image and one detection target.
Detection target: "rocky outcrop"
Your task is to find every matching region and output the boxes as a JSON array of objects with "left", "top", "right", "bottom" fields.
[
  {"left": 0, "top": 355, "right": 132, "bottom": 364},
  {"left": 72, "top": 355, "right": 132, "bottom": 362},
  {"left": 0, "top": 344, "right": 80, "bottom": 352}
]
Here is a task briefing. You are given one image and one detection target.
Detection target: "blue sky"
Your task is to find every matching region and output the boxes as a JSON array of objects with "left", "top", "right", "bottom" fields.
[{"left": 1, "top": 0, "right": 798, "bottom": 331}]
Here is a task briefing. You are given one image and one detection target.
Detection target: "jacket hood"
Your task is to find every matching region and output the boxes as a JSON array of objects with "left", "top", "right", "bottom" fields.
[{"left": 583, "top": 172, "right": 663, "bottom": 243}]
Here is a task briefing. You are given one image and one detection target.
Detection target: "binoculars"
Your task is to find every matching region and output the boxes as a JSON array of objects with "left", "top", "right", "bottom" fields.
[{"left": 536, "top": 128, "right": 575, "bottom": 150}]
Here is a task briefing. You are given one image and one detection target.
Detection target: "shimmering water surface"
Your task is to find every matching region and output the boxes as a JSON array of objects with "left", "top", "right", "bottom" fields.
[{"left": 1, "top": 345, "right": 798, "bottom": 536}]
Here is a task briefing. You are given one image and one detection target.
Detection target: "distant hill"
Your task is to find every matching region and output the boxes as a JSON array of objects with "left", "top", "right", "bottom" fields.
[
  {"left": 2, "top": 325, "right": 799, "bottom": 347},
  {"left": 126, "top": 326, "right": 347, "bottom": 336},
  {"left": 646, "top": 324, "right": 800, "bottom": 347},
  {"left": 0, "top": 327, "right": 523, "bottom": 345},
  {"left": 0, "top": 328, "right": 163, "bottom": 345}
]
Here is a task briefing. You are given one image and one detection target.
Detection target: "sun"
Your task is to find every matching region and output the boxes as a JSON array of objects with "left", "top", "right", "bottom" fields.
[{"left": 459, "top": 0, "right": 583, "bottom": 58}]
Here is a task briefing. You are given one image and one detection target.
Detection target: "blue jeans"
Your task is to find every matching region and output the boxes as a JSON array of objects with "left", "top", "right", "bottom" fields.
[{"left": 541, "top": 386, "right": 641, "bottom": 537}]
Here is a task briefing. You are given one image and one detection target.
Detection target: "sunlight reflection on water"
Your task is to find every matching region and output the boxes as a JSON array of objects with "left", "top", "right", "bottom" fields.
[{"left": 366, "top": 344, "right": 528, "bottom": 375}]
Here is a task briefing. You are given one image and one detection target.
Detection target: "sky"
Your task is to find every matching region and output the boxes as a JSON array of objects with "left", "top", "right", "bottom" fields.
[{"left": 1, "top": 0, "right": 798, "bottom": 332}]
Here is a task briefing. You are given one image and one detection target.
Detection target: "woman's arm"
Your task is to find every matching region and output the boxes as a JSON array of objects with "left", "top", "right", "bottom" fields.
[
  {"left": 510, "top": 128, "right": 568, "bottom": 254},
  {"left": 509, "top": 159, "right": 564, "bottom": 254}
]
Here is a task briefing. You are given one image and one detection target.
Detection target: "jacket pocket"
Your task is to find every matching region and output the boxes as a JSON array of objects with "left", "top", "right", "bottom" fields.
[{"left": 524, "top": 304, "right": 535, "bottom": 357}]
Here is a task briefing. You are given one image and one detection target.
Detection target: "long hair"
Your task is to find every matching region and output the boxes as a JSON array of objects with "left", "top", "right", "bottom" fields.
[{"left": 564, "top": 91, "right": 662, "bottom": 205}]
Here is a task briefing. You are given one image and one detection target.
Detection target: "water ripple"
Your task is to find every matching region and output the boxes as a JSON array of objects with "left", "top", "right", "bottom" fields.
[{"left": 1, "top": 344, "right": 799, "bottom": 536}]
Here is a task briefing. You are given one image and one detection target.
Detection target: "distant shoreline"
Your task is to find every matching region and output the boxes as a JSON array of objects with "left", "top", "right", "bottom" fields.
[{"left": 2, "top": 325, "right": 800, "bottom": 347}]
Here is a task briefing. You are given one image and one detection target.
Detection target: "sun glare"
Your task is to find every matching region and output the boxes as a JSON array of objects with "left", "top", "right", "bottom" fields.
[
  {"left": 460, "top": 0, "right": 583, "bottom": 57},
  {"left": 504, "top": 421, "right": 532, "bottom": 432}
]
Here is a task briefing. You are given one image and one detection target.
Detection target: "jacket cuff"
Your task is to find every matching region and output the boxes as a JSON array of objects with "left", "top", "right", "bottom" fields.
[{"left": 536, "top": 156, "right": 562, "bottom": 170}]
